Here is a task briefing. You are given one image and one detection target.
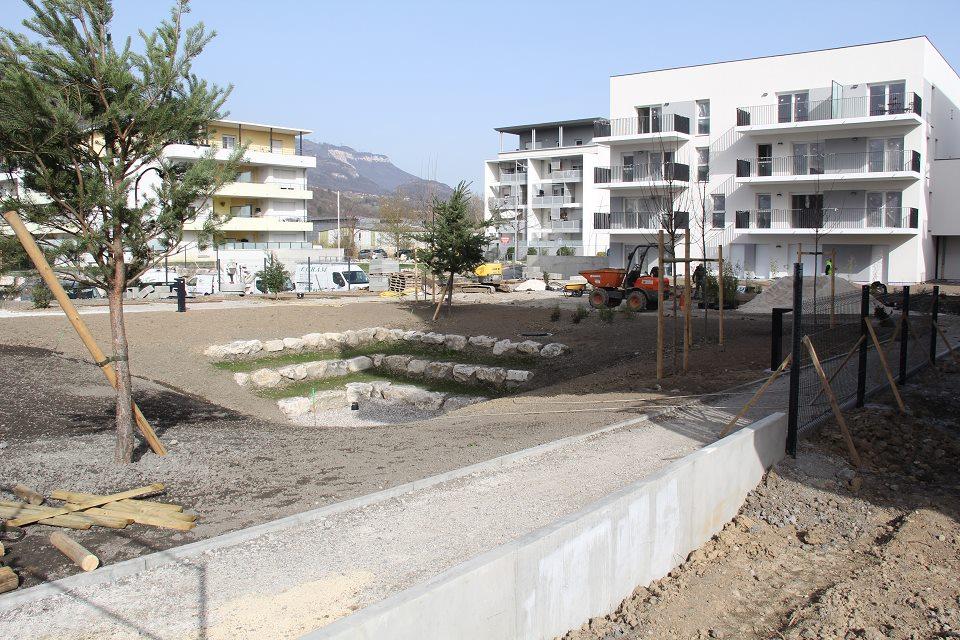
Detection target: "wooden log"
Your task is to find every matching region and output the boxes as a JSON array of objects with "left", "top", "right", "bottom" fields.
[
  {"left": 49, "top": 532, "right": 99, "bottom": 572},
  {"left": 7, "top": 483, "right": 164, "bottom": 528},
  {"left": 0, "top": 541, "right": 5, "bottom": 556},
  {"left": 864, "top": 321, "right": 907, "bottom": 413},
  {"left": 811, "top": 335, "right": 866, "bottom": 403},
  {"left": 97, "top": 508, "right": 194, "bottom": 531},
  {"left": 59, "top": 507, "right": 132, "bottom": 529},
  {"left": 719, "top": 353, "right": 792, "bottom": 438},
  {"left": 803, "top": 336, "right": 863, "bottom": 470},
  {"left": 50, "top": 491, "right": 183, "bottom": 513},
  {"left": 0, "top": 506, "right": 92, "bottom": 529},
  {"left": 0, "top": 567, "right": 17, "bottom": 594},
  {"left": 11, "top": 484, "right": 44, "bottom": 506},
  {"left": 96, "top": 502, "right": 197, "bottom": 522}
]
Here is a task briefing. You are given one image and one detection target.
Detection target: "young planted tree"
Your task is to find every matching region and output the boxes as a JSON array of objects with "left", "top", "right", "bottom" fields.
[
  {"left": 415, "top": 181, "right": 487, "bottom": 317},
  {"left": 256, "top": 255, "right": 290, "bottom": 299},
  {"left": 375, "top": 193, "right": 418, "bottom": 257},
  {"left": 0, "top": 0, "right": 240, "bottom": 462}
]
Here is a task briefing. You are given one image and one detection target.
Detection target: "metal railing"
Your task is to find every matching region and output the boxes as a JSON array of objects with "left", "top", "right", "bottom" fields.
[
  {"left": 489, "top": 195, "right": 525, "bottom": 209},
  {"left": 732, "top": 207, "right": 919, "bottom": 230},
  {"left": 736, "top": 91, "right": 922, "bottom": 126},
  {"left": 541, "top": 219, "right": 582, "bottom": 231},
  {"left": 736, "top": 150, "right": 920, "bottom": 178},
  {"left": 594, "top": 162, "right": 691, "bottom": 184},
  {"left": 594, "top": 113, "right": 691, "bottom": 137},
  {"left": 593, "top": 210, "right": 689, "bottom": 230},
  {"left": 532, "top": 194, "right": 574, "bottom": 206},
  {"left": 218, "top": 241, "right": 314, "bottom": 250},
  {"left": 195, "top": 140, "right": 301, "bottom": 156},
  {"left": 546, "top": 169, "right": 582, "bottom": 181},
  {"left": 498, "top": 171, "right": 527, "bottom": 184}
]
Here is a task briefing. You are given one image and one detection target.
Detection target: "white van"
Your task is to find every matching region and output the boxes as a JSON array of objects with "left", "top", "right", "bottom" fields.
[
  {"left": 185, "top": 274, "right": 217, "bottom": 296},
  {"left": 294, "top": 262, "right": 370, "bottom": 294}
]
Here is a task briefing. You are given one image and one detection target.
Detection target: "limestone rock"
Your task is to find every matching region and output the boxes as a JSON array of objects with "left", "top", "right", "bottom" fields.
[
  {"left": 304, "top": 361, "right": 328, "bottom": 379},
  {"left": 203, "top": 345, "right": 227, "bottom": 358},
  {"left": 264, "top": 339, "right": 284, "bottom": 353},
  {"left": 540, "top": 343, "right": 569, "bottom": 358},
  {"left": 383, "top": 355, "right": 413, "bottom": 372},
  {"left": 277, "top": 396, "right": 313, "bottom": 418},
  {"left": 302, "top": 333, "right": 327, "bottom": 349},
  {"left": 452, "top": 364, "right": 478, "bottom": 383},
  {"left": 251, "top": 368, "right": 283, "bottom": 388},
  {"left": 420, "top": 332, "right": 446, "bottom": 345},
  {"left": 492, "top": 339, "right": 517, "bottom": 356},
  {"left": 322, "top": 332, "right": 344, "bottom": 348},
  {"left": 345, "top": 382, "right": 375, "bottom": 403},
  {"left": 278, "top": 364, "right": 308, "bottom": 381},
  {"left": 356, "top": 327, "right": 377, "bottom": 345},
  {"left": 341, "top": 330, "right": 360, "bottom": 347},
  {"left": 406, "top": 359, "right": 429, "bottom": 375},
  {"left": 382, "top": 384, "right": 446, "bottom": 410},
  {"left": 515, "top": 340, "right": 542, "bottom": 355},
  {"left": 424, "top": 361, "right": 454, "bottom": 379},
  {"left": 402, "top": 330, "right": 423, "bottom": 342},
  {"left": 373, "top": 326, "right": 392, "bottom": 342},
  {"left": 219, "top": 339, "right": 263, "bottom": 357},
  {"left": 345, "top": 356, "right": 374, "bottom": 372},
  {"left": 370, "top": 353, "right": 385, "bottom": 368},
  {"left": 388, "top": 328, "right": 406, "bottom": 341},
  {"left": 324, "top": 360, "right": 349, "bottom": 378},
  {"left": 233, "top": 372, "right": 250, "bottom": 387},
  {"left": 468, "top": 335, "right": 497, "bottom": 348},
  {"left": 475, "top": 366, "right": 507, "bottom": 387},
  {"left": 282, "top": 337, "right": 306, "bottom": 351},
  {"left": 443, "top": 334, "right": 468, "bottom": 351},
  {"left": 505, "top": 369, "right": 534, "bottom": 387}
]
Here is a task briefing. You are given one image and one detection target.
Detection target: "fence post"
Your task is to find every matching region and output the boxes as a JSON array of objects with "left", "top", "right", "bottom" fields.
[
  {"left": 786, "top": 262, "right": 803, "bottom": 458},
  {"left": 930, "top": 285, "right": 940, "bottom": 363},
  {"left": 856, "top": 285, "right": 869, "bottom": 408},
  {"left": 899, "top": 285, "right": 910, "bottom": 383}
]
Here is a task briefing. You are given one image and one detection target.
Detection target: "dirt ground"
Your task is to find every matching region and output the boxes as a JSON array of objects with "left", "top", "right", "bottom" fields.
[
  {"left": 561, "top": 362, "right": 960, "bottom": 640},
  {"left": 0, "top": 296, "right": 772, "bottom": 588}
]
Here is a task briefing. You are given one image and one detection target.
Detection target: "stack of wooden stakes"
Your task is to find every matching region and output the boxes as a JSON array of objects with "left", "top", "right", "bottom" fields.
[{"left": 0, "top": 483, "right": 196, "bottom": 591}]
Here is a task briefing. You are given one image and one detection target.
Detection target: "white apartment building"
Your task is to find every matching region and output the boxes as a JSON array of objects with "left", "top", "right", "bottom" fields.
[{"left": 485, "top": 37, "right": 960, "bottom": 283}]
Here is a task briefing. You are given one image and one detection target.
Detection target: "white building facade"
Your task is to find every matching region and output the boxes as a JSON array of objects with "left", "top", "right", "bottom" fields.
[{"left": 485, "top": 37, "right": 960, "bottom": 284}]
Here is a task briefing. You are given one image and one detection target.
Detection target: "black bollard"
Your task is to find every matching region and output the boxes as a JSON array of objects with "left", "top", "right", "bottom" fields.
[{"left": 176, "top": 277, "right": 187, "bottom": 313}]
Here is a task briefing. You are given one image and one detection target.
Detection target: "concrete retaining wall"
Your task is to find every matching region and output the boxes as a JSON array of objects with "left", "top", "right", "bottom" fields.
[{"left": 305, "top": 412, "right": 787, "bottom": 640}]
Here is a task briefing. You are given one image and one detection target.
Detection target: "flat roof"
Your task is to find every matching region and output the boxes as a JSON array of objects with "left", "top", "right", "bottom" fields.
[
  {"left": 211, "top": 119, "right": 312, "bottom": 136},
  {"left": 612, "top": 36, "right": 930, "bottom": 78},
  {"left": 495, "top": 117, "right": 605, "bottom": 134}
]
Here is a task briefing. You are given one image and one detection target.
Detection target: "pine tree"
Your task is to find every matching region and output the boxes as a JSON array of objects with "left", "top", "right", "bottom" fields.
[
  {"left": 256, "top": 255, "right": 290, "bottom": 299},
  {"left": 415, "top": 182, "right": 487, "bottom": 316},
  {"left": 0, "top": 0, "right": 240, "bottom": 462}
]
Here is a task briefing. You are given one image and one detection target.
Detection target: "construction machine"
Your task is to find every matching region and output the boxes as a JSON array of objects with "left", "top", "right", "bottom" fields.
[{"left": 580, "top": 244, "right": 670, "bottom": 311}]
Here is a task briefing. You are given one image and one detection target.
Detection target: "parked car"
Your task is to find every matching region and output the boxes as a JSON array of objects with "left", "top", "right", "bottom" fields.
[
  {"left": 357, "top": 249, "right": 373, "bottom": 260},
  {"left": 371, "top": 248, "right": 388, "bottom": 259}
]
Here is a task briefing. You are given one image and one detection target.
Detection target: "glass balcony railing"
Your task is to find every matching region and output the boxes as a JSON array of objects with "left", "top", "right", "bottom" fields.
[
  {"left": 541, "top": 219, "right": 582, "bottom": 231},
  {"left": 594, "top": 162, "right": 691, "bottom": 184},
  {"left": 532, "top": 194, "right": 574, "bottom": 206},
  {"left": 736, "top": 92, "right": 922, "bottom": 127},
  {"left": 732, "top": 207, "right": 919, "bottom": 230},
  {"left": 218, "top": 241, "right": 314, "bottom": 250},
  {"left": 546, "top": 169, "right": 582, "bottom": 181},
  {"left": 593, "top": 210, "right": 690, "bottom": 230},
  {"left": 594, "top": 113, "right": 690, "bottom": 138},
  {"left": 488, "top": 195, "right": 524, "bottom": 209},
  {"left": 735, "top": 150, "right": 920, "bottom": 178},
  {"left": 498, "top": 172, "right": 527, "bottom": 184}
]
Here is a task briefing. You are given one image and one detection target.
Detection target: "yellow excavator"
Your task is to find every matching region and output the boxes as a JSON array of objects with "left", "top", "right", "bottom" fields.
[{"left": 474, "top": 262, "right": 503, "bottom": 285}]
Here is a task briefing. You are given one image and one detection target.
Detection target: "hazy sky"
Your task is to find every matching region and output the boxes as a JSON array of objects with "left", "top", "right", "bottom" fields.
[{"left": 3, "top": 0, "right": 959, "bottom": 188}]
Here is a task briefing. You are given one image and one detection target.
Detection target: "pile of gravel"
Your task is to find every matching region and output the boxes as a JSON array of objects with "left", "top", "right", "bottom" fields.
[{"left": 737, "top": 276, "right": 864, "bottom": 314}]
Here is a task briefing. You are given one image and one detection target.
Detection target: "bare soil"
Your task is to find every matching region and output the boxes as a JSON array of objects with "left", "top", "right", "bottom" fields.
[{"left": 561, "top": 362, "right": 960, "bottom": 640}]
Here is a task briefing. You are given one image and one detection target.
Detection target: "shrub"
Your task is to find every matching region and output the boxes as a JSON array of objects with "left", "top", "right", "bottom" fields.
[
  {"left": 556, "top": 246, "right": 574, "bottom": 257},
  {"left": 257, "top": 256, "right": 291, "bottom": 299},
  {"left": 31, "top": 282, "right": 53, "bottom": 309},
  {"left": 704, "top": 265, "right": 739, "bottom": 309},
  {"left": 598, "top": 307, "right": 615, "bottom": 323},
  {"left": 572, "top": 304, "right": 589, "bottom": 324},
  {"left": 505, "top": 246, "right": 515, "bottom": 261},
  {"left": 527, "top": 247, "right": 537, "bottom": 256},
  {"left": 549, "top": 304, "right": 561, "bottom": 322}
]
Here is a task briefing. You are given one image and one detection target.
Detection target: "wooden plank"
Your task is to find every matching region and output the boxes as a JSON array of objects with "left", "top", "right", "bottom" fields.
[
  {"left": 51, "top": 491, "right": 183, "bottom": 513},
  {"left": 657, "top": 231, "right": 665, "bottom": 381},
  {"left": 718, "top": 245, "right": 724, "bottom": 349},
  {"left": 864, "top": 321, "right": 907, "bottom": 413},
  {"left": 49, "top": 532, "right": 99, "bottom": 572},
  {"left": 0, "top": 506, "right": 92, "bottom": 529},
  {"left": 719, "top": 353, "right": 791, "bottom": 438},
  {"left": 7, "top": 483, "right": 164, "bottom": 528},
  {"left": 0, "top": 567, "right": 17, "bottom": 594},
  {"left": 60, "top": 507, "right": 132, "bottom": 529},
  {"left": 11, "top": 484, "right": 44, "bottom": 506},
  {"left": 803, "top": 336, "right": 863, "bottom": 470},
  {"left": 98, "top": 508, "right": 194, "bottom": 531},
  {"left": 83, "top": 502, "right": 196, "bottom": 523},
  {"left": 934, "top": 322, "right": 960, "bottom": 365}
]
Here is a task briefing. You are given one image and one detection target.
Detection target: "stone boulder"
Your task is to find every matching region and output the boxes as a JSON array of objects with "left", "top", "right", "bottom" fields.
[
  {"left": 420, "top": 332, "right": 446, "bottom": 345},
  {"left": 345, "top": 356, "right": 374, "bottom": 372},
  {"left": 203, "top": 345, "right": 227, "bottom": 359},
  {"left": 304, "top": 361, "right": 328, "bottom": 379},
  {"left": 277, "top": 364, "right": 308, "bottom": 381},
  {"left": 452, "top": 364, "right": 478, "bottom": 383},
  {"left": 382, "top": 384, "right": 446, "bottom": 410},
  {"left": 345, "top": 382, "right": 375, "bottom": 403},
  {"left": 325, "top": 360, "right": 349, "bottom": 378},
  {"left": 383, "top": 355, "right": 413, "bottom": 372},
  {"left": 388, "top": 329, "right": 407, "bottom": 341},
  {"left": 302, "top": 333, "right": 327, "bottom": 349},
  {"left": 370, "top": 353, "right": 385, "bottom": 368},
  {"left": 540, "top": 343, "right": 569, "bottom": 358},
  {"left": 282, "top": 337, "right": 306, "bottom": 351},
  {"left": 515, "top": 340, "right": 542, "bottom": 355},
  {"left": 277, "top": 396, "right": 313, "bottom": 418},
  {"left": 264, "top": 339, "right": 284, "bottom": 353},
  {"left": 340, "top": 330, "right": 360, "bottom": 347},
  {"left": 373, "top": 326, "right": 392, "bottom": 342},
  {"left": 443, "top": 334, "right": 468, "bottom": 351},
  {"left": 475, "top": 366, "right": 507, "bottom": 387},
  {"left": 492, "top": 339, "right": 517, "bottom": 356},
  {"left": 402, "top": 330, "right": 424, "bottom": 342},
  {"left": 505, "top": 369, "right": 534, "bottom": 387},
  {"left": 250, "top": 368, "right": 283, "bottom": 388},
  {"left": 406, "top": 359, "right": 429, "bottom": 375},
  {"left": 233, "top": 372, "right": 250, "bottom": 387},
  {"left": 424, "top": 361, "right": 454, "bottom": 379},
  {"left": 356, "top": 327, "right": 377, "bottom": 345},
  {"left": 468, "top": 335, "right": 497, "bottom": 348},
  {"left": 322, "top": 332, "right": 344, "bottom": 348}
]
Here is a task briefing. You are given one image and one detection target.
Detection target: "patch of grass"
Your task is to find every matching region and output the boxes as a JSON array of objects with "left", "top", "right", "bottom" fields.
[
  {"left": 257, "top": 370, "right": 499, "bottom": 400},
  {"left": 215, "top": 340, "right": 538, "bottom": 373},
  {"left": 572, "top": 305, "right": 589, "bottom": 324},
  {"left": 549, "top": 304, "right": 561, "bottom": 322},
  {"left": 598, "top": 307, "right": 615, "bottom": 324}
]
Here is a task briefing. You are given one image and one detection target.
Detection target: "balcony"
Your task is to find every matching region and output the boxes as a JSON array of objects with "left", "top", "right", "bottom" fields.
[
  {"left": 544, "top": 169, "right": 582, "bottom": 182},
  {"left": 218, "top": 241, "right": 314, "bottom": 251},
  {"left": 532, "top": 194, "right": 575, "bottom": 207},
  {"left": 498, "top": 171, "right": 527, "bottom": 185},
  {"left": 541, "top": 219, "right": 582, "bottom": 232},
  {"left": 594, "top": 162, "right": 690, "bottom": 189},
  {"left": 488, "top": 195, "right": 525, "bottom": 210},
  {"left": 732, "top": 207, "right": 919, "bottom": 233},
  {"left": 735, "top": 150, "right": 921, "bottom": 185},
  {"left": 593, "top": 114, "right": 691, "bottom": 145},
  {"left": 165, "top": 142, "right": 316, "bottom": 169},
  {"left": 593, "top": 210, "right": 689, "bottom": 231},
  {"left": 736, "top": 92, "right": 922, "bottom": 134},
  {"left": 216, "top": 180, "right": 312, "bottom": 200}
]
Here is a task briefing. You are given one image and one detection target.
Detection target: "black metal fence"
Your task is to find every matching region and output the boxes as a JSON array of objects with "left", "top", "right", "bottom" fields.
[{"left": 779, "top": 263, "right": 943, "bottom": 456}]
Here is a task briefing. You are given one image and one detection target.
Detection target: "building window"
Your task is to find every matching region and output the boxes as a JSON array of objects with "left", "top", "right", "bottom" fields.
[
  {"left": 696, "top": 100, "right": 710, "bottom": 135},
  {"left": 270, "top": 139, "right": 283, "bottom": 153},
  {"left": 697, "top": 147, "right": 710, "bottom": 181},
  {"left": 777, "top": 91, "right": 809, "bottom": 123},
  {"left": 869, "top": 82, "right": 906, "bottom": 115},
  {"left": 230, "top": 204, "right": 252, "bottom": 218},
  {"left": 221, "top": 135, "right": 236, "bottom": 150},
  {"left": 711, "top": 194, "right": 725, "bottom": 228},
  {"left": 575, "top": 139, "right": 583, "bottom": 146}
]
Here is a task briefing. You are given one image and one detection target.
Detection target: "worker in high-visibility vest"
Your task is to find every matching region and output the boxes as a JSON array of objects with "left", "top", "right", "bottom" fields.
[{"left": 824, "top": 257, "right": 833, "bottom": 276}]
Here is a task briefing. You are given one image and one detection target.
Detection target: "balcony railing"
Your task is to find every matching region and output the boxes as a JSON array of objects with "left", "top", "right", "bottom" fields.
[
  {"left": 733, "top": 207, "right": 919, "bottom": 230},
  {"left": 186, "top": 140, "right": 301, "bottom": 156},
  {"left": 736, "top": 92, "right": 922, "bottom": 127},
  {"left": 594, "top": 162, "right": 691, "bottom": 184},
  {"left": 736, "top": 150, "right": 920, "bottom": 178},
  {"left": 593, "top": 210, "right": 690, "bottom": 230},
  {"left": 526, "top": 239, "right": 583, "bottom": 250},
  {"left": 546, "top": 169, "right": 582, "bottom": 181},
  {"left": 499, "top": 171, "right": 527, "bottom": 184},
  {"left": 489, "top": 195, "right": 525, "bottom": 209},
  {"left": 594, "top": 113, "right": 691, "bottom": 137},
  {"left": 541, "top": 219, "right": 582, "bottom": 231},
  {"left": 218, "top": 241, "right": 314, "bottom": 250},
  {"left": 532, "top": 194, "right": 574, "bottom": 206}
]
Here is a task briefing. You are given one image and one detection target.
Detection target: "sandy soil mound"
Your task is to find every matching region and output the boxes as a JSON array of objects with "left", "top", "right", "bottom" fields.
[{"left": 738, "top": 275, "right": 864, "bottom": 314}]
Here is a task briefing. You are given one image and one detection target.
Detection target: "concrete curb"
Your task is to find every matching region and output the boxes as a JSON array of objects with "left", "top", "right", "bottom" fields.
[
  {"left": 0, "top": 409, "right": 662, "bottom": 611},
  {"left": 304, "top": 412, "right": 787, "bottom": 640}
]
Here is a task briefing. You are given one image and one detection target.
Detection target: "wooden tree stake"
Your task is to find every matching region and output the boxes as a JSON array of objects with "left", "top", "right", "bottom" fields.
[
  {"left": 0, "top": 567, "right": 17, "bottom": 594},
  {"left": 718, "top": 245, "right": 725, "bottom": 349},
  {"left": 2, "top": 210, "right": 166, "bottom": 456},
  {"left": 803, "top": 336, "right": 863, "bottom": 469},
  {"left": 864, "top": 320, "right": 907, "bottom": 413},
  {"left": 934, "top": 322, "right": 960, "bottom": 366},
  {"left": 683, "top": 233, "right": 692, "bottom": 373},
  {"left": 811, "top": 335, "right": 866, "bottom": 403},
  {"left": 829, "top": 249, "right": 836, "bottom": 328},
  {"left": 7, "top": 483, "right": 164, "bottom": 528},
  {"left": 49, "top": 532, "right": 99, "bottom": 572},
  {"left": 719, "top": 353, "right": 791, "bottom": 438},
  {"left": 657, "top": 231, "right": 665, "bottom": 381},
  {"left": 12, "top": 484, "right": 44, "bottom": 506}
]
